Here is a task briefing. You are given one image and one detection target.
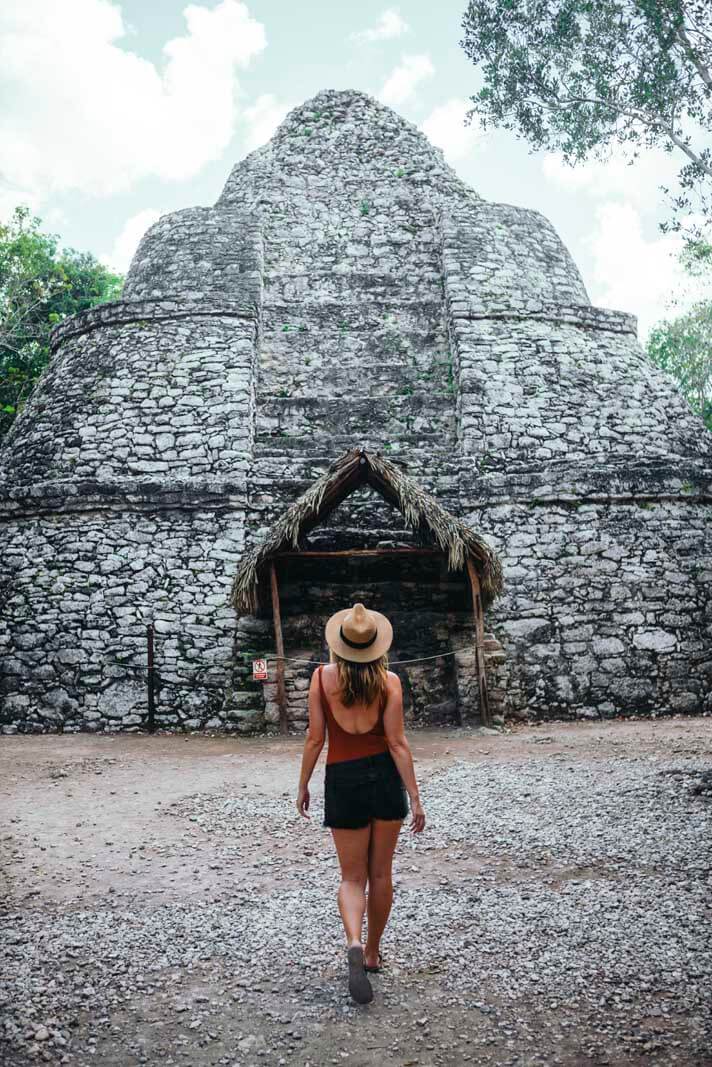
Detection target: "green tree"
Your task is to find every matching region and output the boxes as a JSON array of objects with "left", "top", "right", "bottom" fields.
[
  {"left": 0, "top": 206, "right": 123, "bottom": 440},
  {"left": 647, "top": 302, "right": 712, "bottom": 430},
  {"left": 460, "top": 0, "right": 712, "bottom": 248}
]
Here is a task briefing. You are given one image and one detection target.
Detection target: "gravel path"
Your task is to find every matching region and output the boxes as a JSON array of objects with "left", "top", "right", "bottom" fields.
[{"left": 1, "top": 719, "right": 711, "bottom": 1066}]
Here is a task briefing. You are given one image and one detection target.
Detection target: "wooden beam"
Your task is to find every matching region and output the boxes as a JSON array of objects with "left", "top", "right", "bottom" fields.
[
  {"left": 269, "top": 560, "right": 288, "bottom": 735},
  {"left": 275, "top": 548, "right": 441, "bottom": 559},
  {"left": 466, "top": 556, "right": 491, "bottom": 727}
]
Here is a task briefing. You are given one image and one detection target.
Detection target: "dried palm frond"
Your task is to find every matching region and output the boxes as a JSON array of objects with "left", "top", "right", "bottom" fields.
[{"left": 229, "top": 448, "right": 503, "bottom": 614}]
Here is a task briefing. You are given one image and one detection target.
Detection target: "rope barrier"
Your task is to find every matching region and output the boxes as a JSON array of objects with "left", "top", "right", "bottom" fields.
[
  {"left": 271, "top": 648, "right": 474, "bottom": 667},
  {"left": 101, "top": 645, "right": 478, "bottom": 672}
]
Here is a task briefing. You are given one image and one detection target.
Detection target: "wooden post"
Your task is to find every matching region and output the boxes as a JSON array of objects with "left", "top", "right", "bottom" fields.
[
  {"left": 146, "top": 622, "right": 156, "bottom": 733},
  {"left": 466, "top": 557, "right": 491, "bottom": 726},
  {"left": 269, "top": 560, "right": 288, "bottom": 735}
]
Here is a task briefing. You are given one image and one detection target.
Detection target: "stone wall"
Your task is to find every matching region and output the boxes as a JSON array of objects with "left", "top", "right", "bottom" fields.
[
  {"left": 1, "top": 503, "right": 244, "bottom": 731},
  {"left": 1, "top": 88, "right": 710, "bottom": 734},
  {"left": 464, "top": 495, "right": 712, "bottom": 719},
  {"left": 448, "top": 309, "right": 706, "bottom": 468},
  {"left": 442, "top": 196, "right": 712, "bottom": 720},
  {"left": 1, "top": 272, "right": 261, "bottom": 734}
]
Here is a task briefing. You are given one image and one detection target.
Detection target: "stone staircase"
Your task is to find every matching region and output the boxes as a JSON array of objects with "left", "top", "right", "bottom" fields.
[
  {"left": 227, "top": 92, "right": 508, "bottom": 729},
  {"left": 245, "top": 180, "right": 459, "bottom": 546}
]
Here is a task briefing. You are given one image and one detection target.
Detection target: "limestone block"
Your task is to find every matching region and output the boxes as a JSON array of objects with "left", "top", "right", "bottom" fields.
[
  {"left": 633, "top": 630, "right": 677, "bottom": 652},
  {"left": 592, "top": 637, "right": 625, "bottom": 656}
]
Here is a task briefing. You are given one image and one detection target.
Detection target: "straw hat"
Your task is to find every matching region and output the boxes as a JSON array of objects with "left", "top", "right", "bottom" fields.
[{"left": 325, "top": 602, "right": 393, "bottom": 663}]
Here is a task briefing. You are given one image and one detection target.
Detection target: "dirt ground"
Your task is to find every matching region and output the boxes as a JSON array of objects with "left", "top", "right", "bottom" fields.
[{"left": 1, "top": 717, "right": 711, "bottom": 1067}]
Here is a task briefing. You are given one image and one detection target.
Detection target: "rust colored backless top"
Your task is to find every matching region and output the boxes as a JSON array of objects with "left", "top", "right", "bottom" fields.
[{"left": 318, "top": 665, "right": 389, "bottom": 765}]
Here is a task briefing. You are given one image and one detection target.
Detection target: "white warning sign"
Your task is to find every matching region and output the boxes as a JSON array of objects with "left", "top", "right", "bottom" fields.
[{"left": 252, "top": 658, "right": 268, "bottom": 681}]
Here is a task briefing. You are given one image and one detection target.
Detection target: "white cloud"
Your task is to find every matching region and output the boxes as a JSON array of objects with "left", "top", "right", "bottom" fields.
[
  {"left": 542, "top": 145, "right": 680, "bottom": 216},
  {"left": 585, "top": 201, "right": 708, "bottom": 341},
  {"left": 379, "top": 54, "right": 434, "bottom": 107},
  {"left": 352, "top": 9, "right": 409, "bottom": 43},
  {"left": 101, "top": 209, "right": 164, "bottom": 274},
  {"left": 421, "top": 99, "right": 485, "bottom": 163},
  {"left": 0, "top": 183, "right": 41, "bottom": 224},
  {"left": 0, "top": 0, "right": 267, "bottom": 206},
  {"left": 240, "top": 94, "right": 292, "bottom": 151},
  {"left": 542, "top": 143, "right": 712, "bottom": 339}
]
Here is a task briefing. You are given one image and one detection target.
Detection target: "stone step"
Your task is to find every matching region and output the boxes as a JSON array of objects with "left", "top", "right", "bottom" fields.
[
  {"left": 229, "top": 170, "right": 449, "bottom": 202},
  {"left": 248, "top": 447, "right": 463, "bottom": 476},
  {"left": 260, "top": 221, "right": 443, "bottom": 267},
  {"left": 248, "top": 469, "right": 462, "bottom": 502},
  {"left": 252, "top": 432, "right": 458, "bottom": 459},
  {"left": 258, "top": 323, "right": 452, "bottom": 376},
  {"left": 261, "top": 299, "right": 445, "bottom": 334},
  {"left": 260, "top": 319, "right": 449, "bottom": 348},
  {"left": 255, "top": 395, "right": 456, "bottom": 439},
  {"left": 262, "top": 237, "right": 441, "bottom": 279},
  {"left": 259, "top": 192, "right": 439, "bottom": 228},
  {"left": 263, "top": 272, "right": 444, "bottom": 305},
  {"left": 259, "top": 361, "right": 453, "bottom": 398},
  {"left": 262, "top": 220, "right": 442, "bottom": 247}
]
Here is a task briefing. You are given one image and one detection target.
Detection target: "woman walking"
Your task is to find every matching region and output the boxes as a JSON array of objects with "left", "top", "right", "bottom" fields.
[{"left": 296, "top": 602, "right": 426, "bottom": 1004}]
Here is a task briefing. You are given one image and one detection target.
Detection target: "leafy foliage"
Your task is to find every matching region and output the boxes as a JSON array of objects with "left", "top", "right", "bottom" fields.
[
  {"left": 460, "top": 1, "right": 712, "bottom": 247},
  {"left": 0, "top": 206, "right": 123, "bottom": 440},
  {"left": 647, "top": 301, "right": 712, "bottom": 430}
]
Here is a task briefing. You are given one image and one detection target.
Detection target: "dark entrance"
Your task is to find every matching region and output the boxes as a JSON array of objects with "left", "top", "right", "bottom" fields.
[{"left": 230, "top": 448, "right": 504, "bottom": 733}]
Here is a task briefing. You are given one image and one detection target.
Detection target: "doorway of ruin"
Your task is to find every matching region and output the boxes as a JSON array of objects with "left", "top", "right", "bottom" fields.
[{"left": 229, "top": 449, "right": 505, "bottom": 733}]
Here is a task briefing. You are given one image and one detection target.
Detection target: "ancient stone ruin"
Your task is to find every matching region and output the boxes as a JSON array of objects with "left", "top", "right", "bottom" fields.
[{"left": 1, "top": 89, "right": 711, "bottom": 734}]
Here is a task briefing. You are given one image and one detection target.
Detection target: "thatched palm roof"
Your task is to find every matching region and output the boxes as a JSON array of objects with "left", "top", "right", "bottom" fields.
[{"left": 229, "top": 448, "right": 504, "bottom": 614}]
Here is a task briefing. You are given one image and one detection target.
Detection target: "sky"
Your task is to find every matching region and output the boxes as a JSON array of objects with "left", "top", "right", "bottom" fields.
[{"left": 0, "top": 0, "right": 706, "bottom": 341}]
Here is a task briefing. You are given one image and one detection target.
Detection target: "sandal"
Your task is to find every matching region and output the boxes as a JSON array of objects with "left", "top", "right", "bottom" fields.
[
  {"left": 364, "top": 951, "right": 383, "bottom": 974},
  {"left": 347, "top": 945, "right": 373, "bottom": 1004}
]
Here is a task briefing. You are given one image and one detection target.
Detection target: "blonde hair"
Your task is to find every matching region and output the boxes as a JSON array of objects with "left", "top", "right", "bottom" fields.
[{"left": 331, "top": 652, "right": 389, "bottom": 708}]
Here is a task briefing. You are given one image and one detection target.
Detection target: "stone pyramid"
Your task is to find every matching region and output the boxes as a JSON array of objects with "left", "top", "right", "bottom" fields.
[{"left": 1, "top": 89, "right": 710, "bottom": 733}]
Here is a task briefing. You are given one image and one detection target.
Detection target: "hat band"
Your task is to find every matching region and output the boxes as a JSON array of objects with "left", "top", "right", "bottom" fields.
[{"left": 339, "top": 624, "right": 377, "bottom": 650}]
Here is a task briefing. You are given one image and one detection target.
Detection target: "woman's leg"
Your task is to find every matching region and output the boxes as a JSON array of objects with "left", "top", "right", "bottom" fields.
[
  {"left": 365, "top": 818, "right": 402, "bottom": 966},
  {"left": 330, "top": 825, "right": 372, "bottom": 947}
]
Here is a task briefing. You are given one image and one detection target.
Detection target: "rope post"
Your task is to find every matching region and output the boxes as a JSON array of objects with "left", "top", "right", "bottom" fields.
[
  {"left": 146, "top": 622, "right": 156, "bottom": 733},
  {"left": 465, "top": 557, "right": 491, "bottom": 727},
  {"left": 269, "top": 560, "right": 288, "bottom": 735}
]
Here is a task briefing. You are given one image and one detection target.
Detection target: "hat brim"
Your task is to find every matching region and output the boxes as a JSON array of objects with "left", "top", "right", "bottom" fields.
[{"left": 324, "top": 608, "right": 393, "bottom": 663}]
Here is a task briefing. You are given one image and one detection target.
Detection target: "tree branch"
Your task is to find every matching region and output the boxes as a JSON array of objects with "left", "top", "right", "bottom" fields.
[
  {"left": 666, "top": 127, "right": 712, "bottom": 179},
  {"left": 522, "top": 75, "right": 712, "bottom": 180},
  {"left": 675, "top": 23, "right": 712, "bottom": 91}
]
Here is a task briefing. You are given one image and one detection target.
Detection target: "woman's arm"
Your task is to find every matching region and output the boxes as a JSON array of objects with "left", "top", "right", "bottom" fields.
[
  {"left": 296, "top": 668, "right": 326, "bottom": 817},
  {"left": 383, "top": 673, "right": 425, "bottom": 832}
]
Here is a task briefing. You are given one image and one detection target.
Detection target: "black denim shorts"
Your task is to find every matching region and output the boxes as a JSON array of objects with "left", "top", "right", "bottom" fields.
[{"left": 323, "top": 750, "right": 410, "bottom": 830}]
